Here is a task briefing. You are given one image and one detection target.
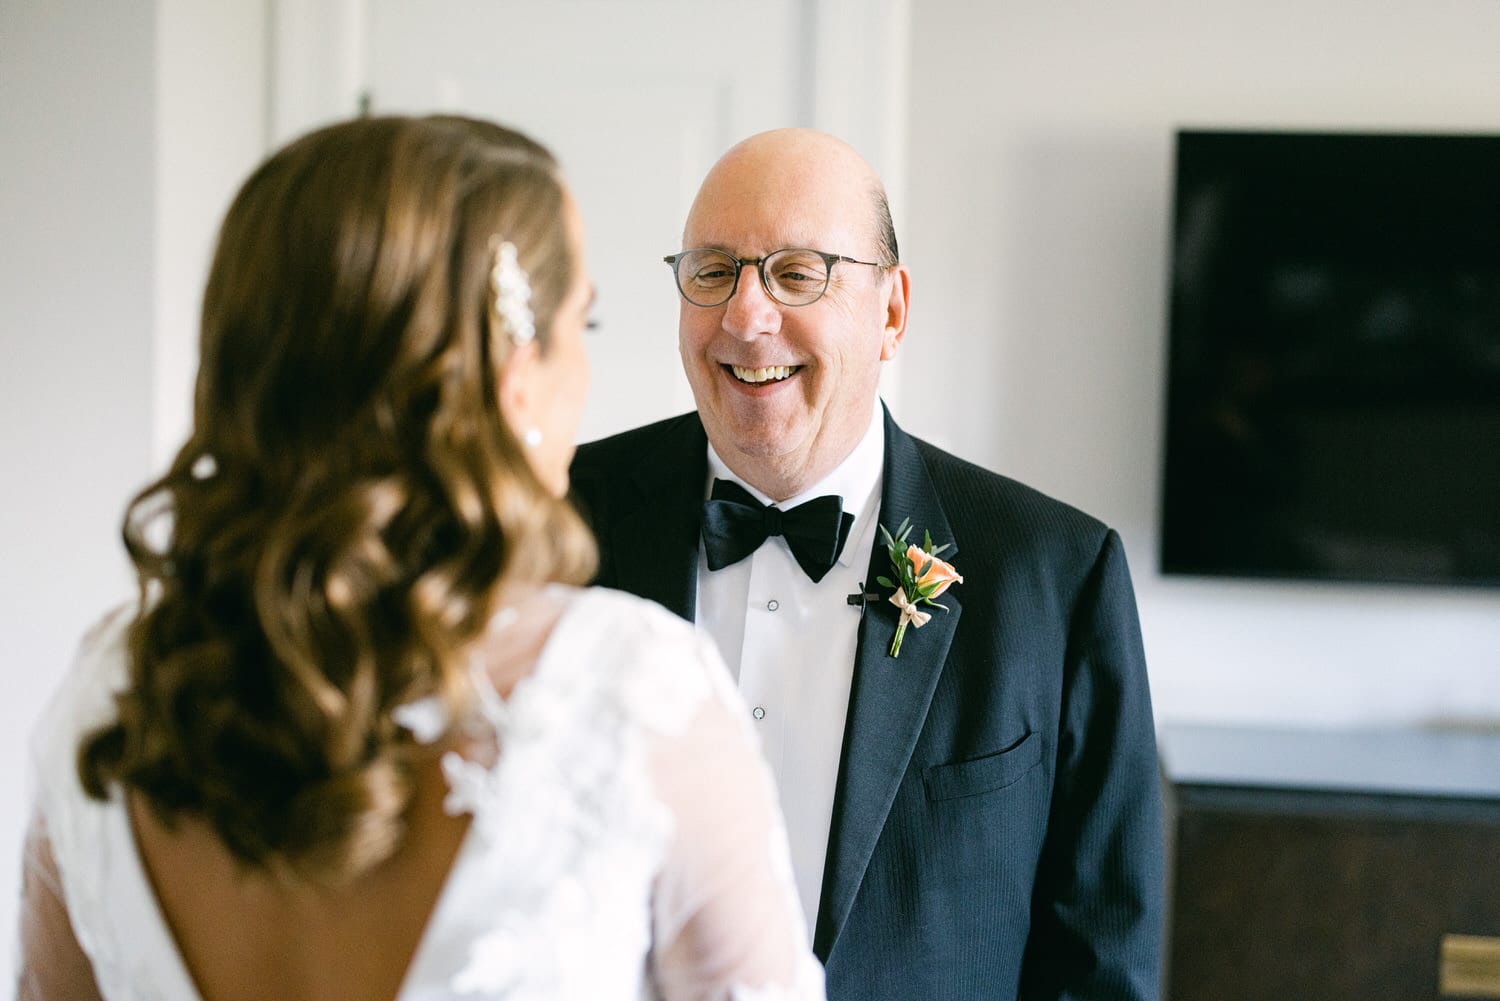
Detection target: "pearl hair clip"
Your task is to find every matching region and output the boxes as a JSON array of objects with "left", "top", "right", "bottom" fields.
[{"left": 489, "top": 237, "right": 536, "bottom": 346}]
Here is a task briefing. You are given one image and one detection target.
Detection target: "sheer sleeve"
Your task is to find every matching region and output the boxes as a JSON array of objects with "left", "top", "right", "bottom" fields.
[
  {"left": 645, "top": 636, "right": 826, "bottom": 1001},
  {"left": 17, "top": 812, "right": 105, "bottom": 1001}
]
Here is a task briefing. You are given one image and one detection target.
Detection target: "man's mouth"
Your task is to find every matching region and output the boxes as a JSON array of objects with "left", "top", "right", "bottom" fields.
[{"left": 726, "top": 364, "right": 801, "bottom": 385}]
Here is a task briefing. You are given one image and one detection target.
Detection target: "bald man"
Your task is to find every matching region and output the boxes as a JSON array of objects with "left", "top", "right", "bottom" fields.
[{"left": 570, "top": 129, "right": 1163, "bottom": 1001}]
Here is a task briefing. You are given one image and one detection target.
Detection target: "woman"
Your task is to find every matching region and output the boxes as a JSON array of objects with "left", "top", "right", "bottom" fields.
[{"left": 19, "top": 115, "right": 824, "bottom": 1000}]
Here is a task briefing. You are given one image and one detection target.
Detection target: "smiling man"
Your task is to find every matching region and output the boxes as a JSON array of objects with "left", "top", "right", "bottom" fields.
[
  {"left": 570, "top": 129, "right": 1164, "bottom": 1001},
  {"left": 669, "top": 133, "right": 903, "bottom": 502}
]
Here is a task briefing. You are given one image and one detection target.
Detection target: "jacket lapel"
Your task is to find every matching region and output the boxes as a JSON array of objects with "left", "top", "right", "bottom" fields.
[
  {"left": 605, "top": 415, "right": 707, "bottom": 622},
  {"left": 813, "top": 410, "right": 963, "bottom": 960}
]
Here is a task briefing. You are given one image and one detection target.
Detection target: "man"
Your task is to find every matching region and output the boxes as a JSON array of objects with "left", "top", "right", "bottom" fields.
[{"left": 570, "top": 129, "right": 1163, "bottom": 1000}]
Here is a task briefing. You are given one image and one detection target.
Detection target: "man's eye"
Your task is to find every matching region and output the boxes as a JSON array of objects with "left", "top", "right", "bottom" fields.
[
  {"left": 771, "top": 253, "right": 828, "bottom": 286},
  {"left": 777, "top": 269, "right": 821, "bottom": 284}
]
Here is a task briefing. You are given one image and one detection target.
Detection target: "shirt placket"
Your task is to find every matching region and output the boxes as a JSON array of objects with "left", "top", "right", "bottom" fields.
[{"left": 737, "top": 542, "right": 790, "bottom": 782}]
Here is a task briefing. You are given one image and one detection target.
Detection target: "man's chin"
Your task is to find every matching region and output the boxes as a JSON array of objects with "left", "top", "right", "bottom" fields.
[
  {"left": 708, "top": 439, "right": 786, "bottom": 468},
  {"left": 708, "top": 412, "right": 807, "bottom": 460}
]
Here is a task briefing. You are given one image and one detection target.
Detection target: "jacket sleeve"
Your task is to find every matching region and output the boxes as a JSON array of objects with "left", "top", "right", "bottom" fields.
[{"left": 1019, "top": 528, "right": 1165, "bottom": 1001}]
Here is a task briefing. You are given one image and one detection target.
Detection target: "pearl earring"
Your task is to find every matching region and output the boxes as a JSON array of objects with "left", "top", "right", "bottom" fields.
[{"left": 523, "top": 427, "right": 543, "bottom": 448}]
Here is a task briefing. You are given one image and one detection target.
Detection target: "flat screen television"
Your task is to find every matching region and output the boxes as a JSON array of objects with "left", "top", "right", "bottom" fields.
[{"left": 1159, "top": 129, "right": 1500, "bottom": 587}]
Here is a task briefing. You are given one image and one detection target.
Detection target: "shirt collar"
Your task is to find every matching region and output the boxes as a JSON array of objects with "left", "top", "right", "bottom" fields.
[{"left": 705, "top": 399, "right": 885, "bottom": 569}]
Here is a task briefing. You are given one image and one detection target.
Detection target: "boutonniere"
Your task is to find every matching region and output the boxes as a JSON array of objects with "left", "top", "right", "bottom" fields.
[{"left": 876, "top": 518, "right": 963, "bottom": 657}]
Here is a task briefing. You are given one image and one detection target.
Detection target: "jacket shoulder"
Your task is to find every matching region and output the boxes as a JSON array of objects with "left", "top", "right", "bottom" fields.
[
  {"left": 909, "top": 436, "right": 1113, "bottom": 561},
  {"left": 572, "top": 412, "right": 700, "bottom": 474},
  {"left": 568, "top": 411, "right": 705, "bottom": 542}
]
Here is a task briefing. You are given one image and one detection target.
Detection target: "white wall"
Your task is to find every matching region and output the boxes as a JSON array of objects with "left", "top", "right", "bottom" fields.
[
  {"left": 1, "top": 0, "right": 157, "bottom": 978},
  {"left": 903, "top": 0, "right": 1500, "bottom": 729},
  {"left": 154, "top": 1, "right": 270, "bottom": 466},
  {"left": 0, "top": 0, "right": 266, "bottom": 986}
]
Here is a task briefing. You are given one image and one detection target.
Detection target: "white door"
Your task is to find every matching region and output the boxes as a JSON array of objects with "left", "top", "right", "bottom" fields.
[
  {"left": 363, "top": 0, "right": 809, "bottom": 442},
  {"left": 271, "top": 0, "right": 908, "bottom": 440}
]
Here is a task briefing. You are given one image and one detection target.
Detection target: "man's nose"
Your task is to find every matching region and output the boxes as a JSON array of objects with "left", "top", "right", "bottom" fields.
[{"left": 721, "top": 263, "right": 782, "bottom": 338}]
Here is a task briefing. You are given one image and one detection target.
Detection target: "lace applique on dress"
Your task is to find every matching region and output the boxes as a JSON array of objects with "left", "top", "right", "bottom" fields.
[{"left": 423, "top": 592, "right": 703, "bottom": 997}]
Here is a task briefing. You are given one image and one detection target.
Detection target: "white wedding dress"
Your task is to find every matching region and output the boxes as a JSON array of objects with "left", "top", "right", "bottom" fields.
[{"left": 20, "top": 586, "right": 826, "bottom": 1001}]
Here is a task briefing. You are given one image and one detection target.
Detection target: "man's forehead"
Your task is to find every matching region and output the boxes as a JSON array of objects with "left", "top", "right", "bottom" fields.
[
  {"left": 683, "top": 221, "right": 857, "bottom": 253},
  {"left": 683, "top": 186, "right": 871, "bottom": 253}
]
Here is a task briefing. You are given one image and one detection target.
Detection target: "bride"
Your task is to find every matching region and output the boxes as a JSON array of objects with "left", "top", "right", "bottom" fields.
[{"left": 18, "top": 115, "right": 825, "bottom": 1001}]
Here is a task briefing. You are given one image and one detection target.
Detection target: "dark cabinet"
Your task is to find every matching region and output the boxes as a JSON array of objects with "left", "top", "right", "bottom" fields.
[{"left": 1160, "top": 725, "right": 1500, "bottom": 1000}]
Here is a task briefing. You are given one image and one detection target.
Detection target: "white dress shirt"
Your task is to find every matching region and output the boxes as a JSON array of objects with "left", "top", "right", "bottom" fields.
[{"left": 695, "top": 402, "right": 885, "bottom": 933}]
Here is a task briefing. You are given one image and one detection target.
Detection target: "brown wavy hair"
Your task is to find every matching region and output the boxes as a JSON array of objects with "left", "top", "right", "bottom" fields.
[{"left": 79, "top": 115, "right": 597, "bottom": 885}]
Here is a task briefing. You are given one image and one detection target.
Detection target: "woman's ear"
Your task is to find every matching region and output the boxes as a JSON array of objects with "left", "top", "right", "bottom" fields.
[{"left": 495, "top": 340, "right": 539, "bottom": 434}]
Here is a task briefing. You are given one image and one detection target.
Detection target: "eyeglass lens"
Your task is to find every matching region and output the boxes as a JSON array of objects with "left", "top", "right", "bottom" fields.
[{"left": 674, "top": 249, "right": 832, "bottom": 307}]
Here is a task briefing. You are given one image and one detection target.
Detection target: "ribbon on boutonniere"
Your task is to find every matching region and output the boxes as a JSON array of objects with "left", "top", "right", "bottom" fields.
[{"left": 876, "top": 518, "right": 963, "bottom": 657}]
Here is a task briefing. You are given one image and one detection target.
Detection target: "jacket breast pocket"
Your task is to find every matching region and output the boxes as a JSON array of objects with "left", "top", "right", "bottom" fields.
[{"left": 922, "top": 732, "right": 1043, "bottom": 802}]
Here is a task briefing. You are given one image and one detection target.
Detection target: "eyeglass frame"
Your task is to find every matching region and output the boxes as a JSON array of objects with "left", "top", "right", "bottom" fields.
[{"left": 662, "top": 247, "right": 891, "bottom": 308}]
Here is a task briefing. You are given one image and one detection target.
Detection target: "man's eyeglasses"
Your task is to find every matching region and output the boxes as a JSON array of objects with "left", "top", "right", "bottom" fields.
[{"left": 663, "top": 247, "right": 888, "bottom": 308}]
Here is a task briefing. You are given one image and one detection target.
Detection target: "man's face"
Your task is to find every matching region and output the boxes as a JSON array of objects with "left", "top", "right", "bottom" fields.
[{"left": 676, "top": 135, "right": 907, "bottom": 499}]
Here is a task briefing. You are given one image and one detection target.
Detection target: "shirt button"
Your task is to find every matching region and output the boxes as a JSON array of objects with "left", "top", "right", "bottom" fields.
[
  {"left": 752, "top": 706, "right": 766, "bottom": 720},
  {"left": 766, "top": 599, "right": 780, "bottom": 612}
]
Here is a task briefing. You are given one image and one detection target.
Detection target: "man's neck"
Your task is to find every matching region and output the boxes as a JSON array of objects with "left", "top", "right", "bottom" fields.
[{"left": 718, "top": 453, "right": 838, "bottom": 504}]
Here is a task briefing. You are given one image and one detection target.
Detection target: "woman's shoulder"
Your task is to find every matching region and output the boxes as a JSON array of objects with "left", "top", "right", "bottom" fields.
[
  {"left": 32, "top": 604, "right": 135, "bottom": 778},
  {"left": 552, "top": 585, "right": 704, "bottom": 651},
  {"left": 27, "top": 604, "right": 139, "bottom": 939},
  {"left": 548, "top": 585, "right": 739, "bottom": 729}
]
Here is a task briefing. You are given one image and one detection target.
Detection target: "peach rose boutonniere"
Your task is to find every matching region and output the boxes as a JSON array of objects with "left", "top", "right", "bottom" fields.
[{"left": 876, "top": 518, "right": 963, "bottom": 657}]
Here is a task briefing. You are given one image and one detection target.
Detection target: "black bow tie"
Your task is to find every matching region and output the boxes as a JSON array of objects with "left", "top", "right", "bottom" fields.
[{"left": 701, "top": 478, "right": 855, "bottom": 583}]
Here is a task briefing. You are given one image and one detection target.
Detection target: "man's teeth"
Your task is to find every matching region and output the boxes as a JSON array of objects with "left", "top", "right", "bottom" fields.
[{"left": 731, "top": 365, "right": 798, "bottom": 384}]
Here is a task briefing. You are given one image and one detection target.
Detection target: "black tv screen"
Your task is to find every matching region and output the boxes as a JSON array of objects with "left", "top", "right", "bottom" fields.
[{"left": 1160, "top": 129, "right": 1500, "bottom": 587}]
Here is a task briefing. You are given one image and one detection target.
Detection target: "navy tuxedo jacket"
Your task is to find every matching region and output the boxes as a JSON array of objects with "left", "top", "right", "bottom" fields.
[{"left": 569, "top": 409, "right": 1164, "bottom": 1001}]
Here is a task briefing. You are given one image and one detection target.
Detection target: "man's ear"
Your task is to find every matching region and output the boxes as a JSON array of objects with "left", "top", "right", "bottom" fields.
[{"left": 879, "top": 263, "right": 912, "bottom": 361}]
